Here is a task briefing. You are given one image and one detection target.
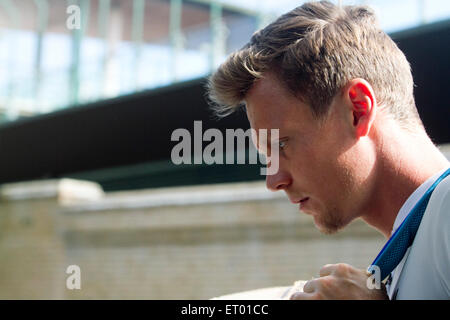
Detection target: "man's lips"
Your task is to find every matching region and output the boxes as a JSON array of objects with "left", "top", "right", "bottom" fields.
[
  {"left": 289, "top": 197, "right": 309, "bottom": 204},
  {"left": 299, "top": 197, "right": 310, "bottom": 208}
]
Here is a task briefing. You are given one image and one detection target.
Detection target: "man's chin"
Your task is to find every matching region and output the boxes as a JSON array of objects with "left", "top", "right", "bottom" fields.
[{"left": 313, "top": 216, "right": 345, "bottom": 235}]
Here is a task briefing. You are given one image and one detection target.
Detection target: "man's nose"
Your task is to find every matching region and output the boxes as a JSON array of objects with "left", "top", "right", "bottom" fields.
[{"left": 266, "top": 171, "right": 292, "bottom": 191}]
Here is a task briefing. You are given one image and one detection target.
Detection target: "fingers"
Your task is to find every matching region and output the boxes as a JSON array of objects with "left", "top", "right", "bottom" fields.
[
  {"left": 319, "top": 263, "right": 353, "bottom": 277},
  {"left": 290, "top": 278, "right": 323, "bottom": 300},
  {"left": 291, "top": 263, "right": 372, "bottom": 300},
  {"left": 302, "top": 278, "right": 317, "bottom": 293},
  {"left": 319, "top": 264, "right": 335, "bottom": 277}
]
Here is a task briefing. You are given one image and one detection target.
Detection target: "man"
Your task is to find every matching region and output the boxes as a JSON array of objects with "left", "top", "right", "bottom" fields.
[{"left": 207, "top": 1, "right": 450, "bottom": 299}]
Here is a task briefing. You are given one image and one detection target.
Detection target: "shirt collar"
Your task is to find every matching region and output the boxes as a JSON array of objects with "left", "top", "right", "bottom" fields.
[{"left": 391, "top": 165, "right": 450, "bottom": 235}]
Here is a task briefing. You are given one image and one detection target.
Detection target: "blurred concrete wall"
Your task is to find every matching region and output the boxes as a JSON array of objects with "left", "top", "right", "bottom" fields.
[
  {"left": 2, "top": 147, "right": 447, "bottom": 299},
  {"left": 0, "top": 177, "right": 389, "bottom": 300}
]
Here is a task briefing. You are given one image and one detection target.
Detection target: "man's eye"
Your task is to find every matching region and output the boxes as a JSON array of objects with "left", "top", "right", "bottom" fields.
[{"left": 279, "top": 141, "right": 287, "bottom": 149}]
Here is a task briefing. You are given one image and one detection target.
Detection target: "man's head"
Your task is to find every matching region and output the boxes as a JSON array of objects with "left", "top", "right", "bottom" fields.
[
  {"left": 207, "top": 1, "right": 425, "bottom": 233},
  {"left": 208, "top": 0, "right": 422, "bottom": 128}
]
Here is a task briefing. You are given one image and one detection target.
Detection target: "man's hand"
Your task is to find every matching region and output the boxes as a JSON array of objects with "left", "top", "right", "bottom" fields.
[{"left": 290, "top": 263, "right": 389, "bottom": 300}]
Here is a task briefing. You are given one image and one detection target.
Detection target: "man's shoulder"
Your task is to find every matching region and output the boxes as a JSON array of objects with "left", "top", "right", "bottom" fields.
[
  {"left": 434, "top": 171, "right": 450, "bottom": 194},
  {"left": 396, "top": 173, "right": 450, "bottom": 299},
  {"left": 410, "top": 172, "right": 450, "bottom": 269},
  {"left": 428, "top": 173, "right": 450, "bottom": 222},
  {"left": 419, "top": 172, "right": 450, "bottom": 271}
]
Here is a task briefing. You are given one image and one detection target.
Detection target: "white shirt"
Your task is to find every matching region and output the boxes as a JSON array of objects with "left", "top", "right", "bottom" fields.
[{"left": 387, "top": 165, "right": 450, "bottom": 299}]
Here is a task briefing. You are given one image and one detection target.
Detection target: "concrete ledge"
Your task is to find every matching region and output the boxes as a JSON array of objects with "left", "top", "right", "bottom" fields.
[
  {"left": 65, "top": 180, "right": 286, "bottom": 212},
  {"left": 0, "top": 178, "right": 104, "bottom": 203}
]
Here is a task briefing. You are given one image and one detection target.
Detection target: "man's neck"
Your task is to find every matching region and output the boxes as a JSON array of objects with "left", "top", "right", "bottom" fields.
[{"left": 361, "top": 129, "right": 449, "bottom": 238}]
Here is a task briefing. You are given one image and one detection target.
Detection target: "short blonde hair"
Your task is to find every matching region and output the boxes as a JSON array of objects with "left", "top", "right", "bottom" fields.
[{"left": 207, "top": 1, "right": 422, "bottom": 129}]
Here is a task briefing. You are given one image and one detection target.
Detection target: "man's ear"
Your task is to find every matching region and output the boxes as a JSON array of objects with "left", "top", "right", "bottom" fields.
[{"left": 345, "top": 79, "right": 376, "bottom": 137}]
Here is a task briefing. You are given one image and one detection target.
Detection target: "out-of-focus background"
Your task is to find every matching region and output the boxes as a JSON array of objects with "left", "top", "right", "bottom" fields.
[{"left": 0, "top": 0, "right": 449, "bottom": 299}]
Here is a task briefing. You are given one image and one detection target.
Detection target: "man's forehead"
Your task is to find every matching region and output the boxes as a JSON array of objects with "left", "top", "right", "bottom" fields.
[
  {"left": 246, "top": 73, "right": 286, "bottom": 103},
  {"left": 244, "top": 76, "right": 297, "bottom": 131}
]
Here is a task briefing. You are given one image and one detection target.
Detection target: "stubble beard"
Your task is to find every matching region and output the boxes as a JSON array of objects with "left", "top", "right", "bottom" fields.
[{"left": 313, "top": 207, "right": 350, "bottom": 235}]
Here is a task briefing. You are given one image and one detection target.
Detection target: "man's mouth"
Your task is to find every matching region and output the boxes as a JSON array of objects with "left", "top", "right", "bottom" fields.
[
  {"left": 299, "top": 197, "right": 309, "bottom": 205},
  {"left": 298, "top": 197, "right": 310, "bottom": 211},
  {"left": 288, "top": 196, "right": 311, "bottom": 212},
  {"left": 289, "top": 196, "right": 309, "bottom": 205}
]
